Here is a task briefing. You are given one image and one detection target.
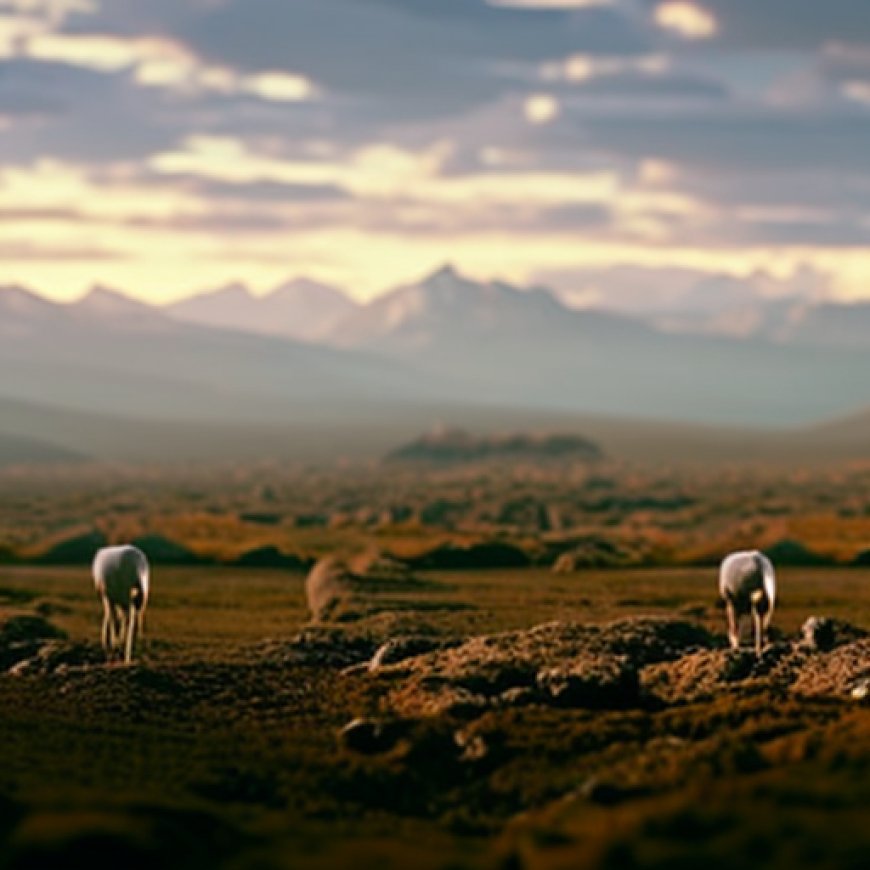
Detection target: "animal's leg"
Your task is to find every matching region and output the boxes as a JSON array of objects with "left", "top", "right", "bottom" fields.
[
  {"left": 101, "top": 597, "right": 113, "bottom": 657},
  {"left": 753, "top": 606, "right": 764, "bottom": 657},
  {"left": 111, "top": 606, "right": 125, "bottom": 661},
  {"left": 124, "top": 603, "right": 137, "bottom": 664},
  {"left": 725, "top": 599, "right": 739, "bottom": 649}
]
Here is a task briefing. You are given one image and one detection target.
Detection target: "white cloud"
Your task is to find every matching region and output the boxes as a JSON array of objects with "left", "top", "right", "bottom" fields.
[
  {"left": 10, "top": 28, "right": 319, "bottom": 102},
  {"left": 524, "top": 93, "right": 560, "bottom": 124},
  {"left": 843, "top": 81, "right": 870, "bottom": 105},
  {"left": 655, "top": 2, "right": 717, "bottom": 40},
  {"left": 542, "top": 53, "right": 669, "bottom": 82}
]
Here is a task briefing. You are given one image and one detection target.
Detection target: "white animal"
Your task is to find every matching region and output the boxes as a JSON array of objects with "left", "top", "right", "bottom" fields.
[
  {"left": 718, "top": 550, "right": 776, "bottom": 656},
  {"left": 92, "top": 544, "right": 150, "bottom": 664}
]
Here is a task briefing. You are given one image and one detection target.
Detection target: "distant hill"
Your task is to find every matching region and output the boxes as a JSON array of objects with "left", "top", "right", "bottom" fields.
[
  {"left": 7, "top": 270, "right": 870, "bottom": 442},
  {"left": 0, "top": 431, "right": 84, "bottom": 466},
  {"left": 324, "top": 266, "right": 870, "bottom": 426},
  {"left": 329, "top": 264, "right": 649, "bottom": 352},
  {"left": 165, "top": 278, "right": 358, "bottom": 342},
  {"left": 0, "top": 284, "right": 452, "bottom": 421},
  {"left": 777, "top": 302, "right": 870, "bottom": 350},
  {"left": 385, "top": 428, "right": 604, "bottom": 465}
]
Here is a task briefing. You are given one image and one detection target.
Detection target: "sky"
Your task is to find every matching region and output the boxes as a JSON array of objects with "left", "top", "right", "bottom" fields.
[{"left": 1, "top": 0, "right": 870, "bottom": 305}]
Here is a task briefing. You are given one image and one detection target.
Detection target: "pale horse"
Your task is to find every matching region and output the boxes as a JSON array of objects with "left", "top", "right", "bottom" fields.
[
  {"left": 719, "top": 550, "right": 776, "bottom": 657},
  {"left": 92, "top": 544, "right": 150, "bottom": 664}
]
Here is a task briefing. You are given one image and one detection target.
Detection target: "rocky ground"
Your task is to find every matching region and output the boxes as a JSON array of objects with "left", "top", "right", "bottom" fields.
[{"left": 1, "top": 567, "right": 869, "bottom": 869}]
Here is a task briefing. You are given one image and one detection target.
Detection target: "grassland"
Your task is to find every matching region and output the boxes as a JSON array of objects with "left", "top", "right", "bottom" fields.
[
  {"left": 1, "top": 561, "right": 869, "bottom": 869},
  {"left": 3, "top": 459, "right": 870, "bottom": 568}
]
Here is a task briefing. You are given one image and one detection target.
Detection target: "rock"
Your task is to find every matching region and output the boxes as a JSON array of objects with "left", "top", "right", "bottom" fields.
[
  {"left": 800, "top": 616, "right": 868, "bottom": 652},
  {"left": 369, "top": 636, "right": 448, "bottom": 671},
  {"left": 498, "top": 687, "right": 538, "bottom": 707},
  {"left": 454, "top": 728, "right": 488, "bottom": 763},
  {"left": 1, "top": 615, "right": 68, "bottom": 672}
]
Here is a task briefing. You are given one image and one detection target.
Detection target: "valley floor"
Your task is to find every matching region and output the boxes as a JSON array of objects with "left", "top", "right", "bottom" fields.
[{"left": 1, "top": 567, "right": 869, "bottom": 869}]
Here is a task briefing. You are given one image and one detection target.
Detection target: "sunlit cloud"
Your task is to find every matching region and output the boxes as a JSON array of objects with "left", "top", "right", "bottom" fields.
[
  {"left": 149, "top": 136, "right": 621, "bottom": 208},
  {"left": 842, "top": 81, "right": 870, "bottom": 104},
  {"left": 3, "top": 0, "right": 870, "bottom": 308},
  {"left": 0, "top": 0, "right": 94, "bottom": 21},
  {"left": 655, "top": 2, "right": 717, "bottom": 40},
  {"left": 524, "top": 94, "right": 560, "bottom": 124},
  {"left": 6, "top": 29, "right": 318, "bottom": 103},
  {"left": 542, "top": 53, "right": 669, "bottom": 82}
]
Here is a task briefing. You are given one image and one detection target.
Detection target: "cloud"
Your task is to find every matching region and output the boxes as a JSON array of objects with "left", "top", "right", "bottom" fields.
[
  {"left": 524, "top": 93, "right": 560, "bottom": 123},
  {"left": 654, "top": 2, "right": 717, "bottom": 40},
  {"left": 573, "top": 105, "right": 870, "bottom": 172},
  {"left": 171, "top": 0, "right": 649, "bottom": 119},
  {"left": 1, "top": 0, "right": 870, "bottom": 304},
  {"left": 643, "top": 0, "right": 870, "bottom": 49},
  {"left": 0, "top": 239, "right": 123, "bottom": 260}
]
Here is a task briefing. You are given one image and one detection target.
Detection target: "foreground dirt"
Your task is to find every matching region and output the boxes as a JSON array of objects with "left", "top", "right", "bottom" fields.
[{"left": 1, "top": 568, "right": 869, "bottom": 869}]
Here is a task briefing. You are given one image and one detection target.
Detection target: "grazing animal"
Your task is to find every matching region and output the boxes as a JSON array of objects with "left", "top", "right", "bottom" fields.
[
  {"left": 719, "top": 550, "right": 776, "bottom": 656},
  {"left": 92, "top": 545, "right": 150, "bottom": 664}
]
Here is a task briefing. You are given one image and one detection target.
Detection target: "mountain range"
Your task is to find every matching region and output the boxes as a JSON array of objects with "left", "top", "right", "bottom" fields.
[
  {"left": 4, "top": 266, "right": 870, "bottom": 462},
  {"left": 145, "top": 266, "right": 870, "bottom": 351}
]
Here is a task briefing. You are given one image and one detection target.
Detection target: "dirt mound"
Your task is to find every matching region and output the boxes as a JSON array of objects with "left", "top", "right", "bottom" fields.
[
  {"left": 131, "top": 535, "right": 203, "bottom": 566},
  {"left": 409, "top": 541, "right": 530, "bottom": 570},
  {"left": 305, "top": 552, "right": 444, "bottom": 622},
  {"left": 791, "top": 639, "right": 870, "bottom": 699},
  {"left": 305, "top": 557, "right": 361, "bottom": 622},
  {"left": 377, "top": 617, "right": 713, "bottom": 718},
  {"left": 232, "top": 546, "right": 308, "bottom": 570},
  {"left": 763, "top": 538, "right": 832, "bottom": 566},
  {"left": 0, "top": 615, "right": 67, "bottom": 671},
  {"left": 799, "top": 615, "right": 868, "bottom": 651},
  {"left": 7, "top": 641, "right": 104, "bottom": 677},
  {"left": 257, "top": 626, "right": 381, "bottom": 668},
  {"left": 34, "top": 530, "right": 107, "bottom": 566},
  {"left": 368, "top": 636, "right": 457, "bottom": 671},
  {"left": 552, "top": 536, "right": 659, "bottom": 571},
  {"left": 347, "top": 549, "right": 419, "bottom": 583},
  {"left": 367, "top": 614, "right": 870, "bottom": 718},
  {"left": 643, "top": 620, "right": 870, "bottom": 705}
]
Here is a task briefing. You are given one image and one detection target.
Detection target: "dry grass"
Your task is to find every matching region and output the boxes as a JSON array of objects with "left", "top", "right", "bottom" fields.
[{"left": 1, "top": 564, "right": 869, "bottom": 869}]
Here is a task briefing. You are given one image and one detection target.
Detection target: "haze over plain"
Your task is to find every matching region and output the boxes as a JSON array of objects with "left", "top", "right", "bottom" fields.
[{"left": 4, "top": 0, "right": 870, "bottom": 460}]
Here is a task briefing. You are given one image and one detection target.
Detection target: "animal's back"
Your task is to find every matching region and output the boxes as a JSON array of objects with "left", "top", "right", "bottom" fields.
[
  {"left": 719, "top": 550, "right": 774, "bottom": 605},
  {"left": 93, "top": 545, "right": 149, "bottom": 608}
]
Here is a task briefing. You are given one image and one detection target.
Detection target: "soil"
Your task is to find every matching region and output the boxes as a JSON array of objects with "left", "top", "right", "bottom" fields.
[{"left": 0, "top": 566, "right": 868, "bottom": 870}]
